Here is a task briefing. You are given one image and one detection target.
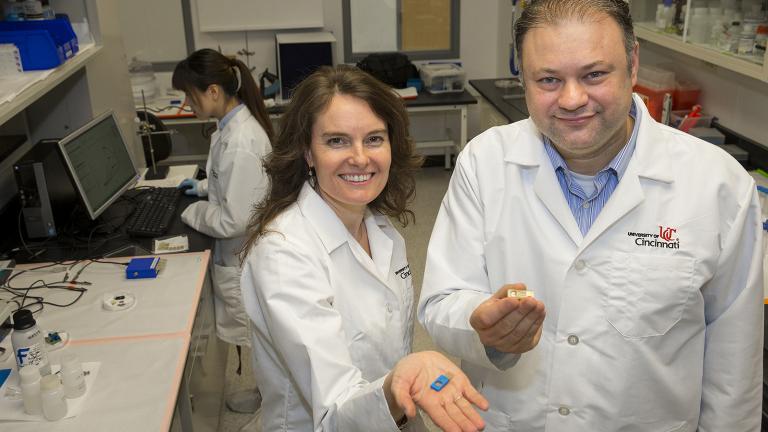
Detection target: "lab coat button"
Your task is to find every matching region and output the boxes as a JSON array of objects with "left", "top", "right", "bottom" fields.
[
  {"left": 386, "top": 303, "right": 393, "bottom": 313},
  {"left": 567, "top": 335, "right": 579, "bottom": 345},
  {"left": 574, "top": 260, "right": 586, "bottom": 271},
  {"left": 558, "top": 406, "right": 570, "bottom": 416}
]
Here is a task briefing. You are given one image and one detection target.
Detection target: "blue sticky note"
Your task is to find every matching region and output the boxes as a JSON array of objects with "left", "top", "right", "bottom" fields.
[{"left": 0, "top": 368, "right": 10, "bottom": 389}]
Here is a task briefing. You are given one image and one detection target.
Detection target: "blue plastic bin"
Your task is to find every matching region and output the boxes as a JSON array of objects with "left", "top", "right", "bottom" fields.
[{"left": 0, "top": 18, "right": 78, "bottom": 70}]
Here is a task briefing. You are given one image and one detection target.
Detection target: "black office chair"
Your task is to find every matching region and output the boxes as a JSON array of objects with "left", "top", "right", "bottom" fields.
[{"left": 136, "top": 111, "right": 172, "bottom": 180}]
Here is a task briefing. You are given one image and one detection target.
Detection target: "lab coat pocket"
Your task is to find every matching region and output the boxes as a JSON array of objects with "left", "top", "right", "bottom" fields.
[
  {"left": 479, "top": 408, "right": 512, "bottom": 430},
  {"left": 603, "top": 253, "right": 695, "bottom": 338},
  {"left": 347, "top": 331, "right": 382, "bottom": 380}
]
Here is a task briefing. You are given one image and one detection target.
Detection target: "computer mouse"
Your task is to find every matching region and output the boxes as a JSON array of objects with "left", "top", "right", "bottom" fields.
[{"left": 179, "top": 184, "right": 194, "bottom": 192}]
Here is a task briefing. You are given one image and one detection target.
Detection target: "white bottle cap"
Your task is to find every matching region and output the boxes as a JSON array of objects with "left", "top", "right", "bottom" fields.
[{"left": 40, "top": 374, "right": 62, "bottom": 391}]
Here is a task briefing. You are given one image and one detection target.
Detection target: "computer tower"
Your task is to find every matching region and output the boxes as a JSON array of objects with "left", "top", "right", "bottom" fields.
[{"left": 13, "top": 140, "right": 76, "bottom": 238}]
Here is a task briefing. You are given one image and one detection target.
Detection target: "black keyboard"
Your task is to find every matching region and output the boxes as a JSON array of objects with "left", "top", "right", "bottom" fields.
[{"left": 124, "top": 187, "right": 182, "bottom": 237}]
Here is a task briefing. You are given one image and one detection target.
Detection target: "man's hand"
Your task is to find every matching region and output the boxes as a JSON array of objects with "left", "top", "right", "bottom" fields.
[{"left": 469, "top": 283, "right": 545, "bottom": 353}]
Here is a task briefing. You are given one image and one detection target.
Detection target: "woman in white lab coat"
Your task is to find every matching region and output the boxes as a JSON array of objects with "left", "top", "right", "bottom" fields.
[
  {"left": 239, "top": 65, "right": 488, "bottom": 432},
  {"left": 172, "top": 49, "right": 274, "bottom": 412}
]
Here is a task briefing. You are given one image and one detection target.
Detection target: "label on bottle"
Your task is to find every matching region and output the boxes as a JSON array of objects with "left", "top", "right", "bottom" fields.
[
  {"left": 23, "top": 0, "right": 43, "bottom": 19},
  {"left": 15, "top": 342, "right": 50, "bottom": 375}
]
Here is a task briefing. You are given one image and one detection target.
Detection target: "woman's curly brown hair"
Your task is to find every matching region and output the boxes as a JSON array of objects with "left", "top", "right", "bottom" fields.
[{"left": 239, "top": 65, "right": 422, "bottom": 262}]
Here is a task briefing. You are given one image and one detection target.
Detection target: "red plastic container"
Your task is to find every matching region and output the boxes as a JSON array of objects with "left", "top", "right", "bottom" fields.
[
  {"left": 672, "top": 80, "right": 701, "bottom": 111},
  {"left": 633, "top": 83, "right": 672, "bottom": 122},
  {"left": 634, "top": 65, "right": 675, "bottom": 122}
]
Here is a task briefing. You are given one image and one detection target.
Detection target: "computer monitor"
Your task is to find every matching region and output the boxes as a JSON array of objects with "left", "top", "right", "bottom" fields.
[
  {"left": 275, "top": 32, "right": 335, "bottom": 102},
  {"left": 57, "top": 111, "right": 139, "bottom": 220}
]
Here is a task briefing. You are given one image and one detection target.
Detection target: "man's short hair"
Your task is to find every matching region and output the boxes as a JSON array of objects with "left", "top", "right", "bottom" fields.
[{"left": 514, "top": 0, "right": 636, "bottom": 77}]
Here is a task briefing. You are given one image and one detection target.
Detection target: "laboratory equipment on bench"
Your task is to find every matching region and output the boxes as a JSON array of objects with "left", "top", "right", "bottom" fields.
[
  {"left": 419, "top": 63, "right": 466, "bottom": 94},
  {"left": 137, "top": 89, "right": 176, "bottom": 180},
  {"left": 259, "top": 68, "right": 279, "bottom": 99}
]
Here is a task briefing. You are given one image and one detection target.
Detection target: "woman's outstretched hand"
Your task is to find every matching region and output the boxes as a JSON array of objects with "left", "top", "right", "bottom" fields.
[{"left": 389, "top": 351, "right": 489, "bottom": 432}]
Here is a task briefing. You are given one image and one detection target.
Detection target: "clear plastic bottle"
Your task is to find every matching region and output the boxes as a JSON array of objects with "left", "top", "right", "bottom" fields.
[
  {"left": 711, "top": 18, "right": 726, "bottom": 45},
  {"left": 11, "top": 310, "right": 51, "bottom": 376},
  {"left": 3, "top": 1, "right": 25, "bottom": 21},
  {"left": 60, "top": 354, "right": 86, "bottom": 399},
  {"left": 738, "top": 22, "right": 758, "bottom": 54},
  {"left": 723, "top": 21, "right": 743, "bottom": 52},
  {"left": 656, "top": 4, "right": 668, "bottom": 29},
  {"left": 19, "top": 364, "right": 42, "bottom": 415},
  {"left": 40, "top": 374, "right": 67, "bottom": 421},
  {"left": 22, "top": 0, "right": 52, "bottom": 20},
  {"left": 689, "top": 7, "right": 711, "bottom": 44}
]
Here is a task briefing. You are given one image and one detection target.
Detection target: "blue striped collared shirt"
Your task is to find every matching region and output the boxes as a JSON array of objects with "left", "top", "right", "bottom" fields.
[
  {"left": 218, "top": 103, "right": 245, "bottom": 130},
  {"left": 543, "top": 100, "right": 640, "bottom": 236}
]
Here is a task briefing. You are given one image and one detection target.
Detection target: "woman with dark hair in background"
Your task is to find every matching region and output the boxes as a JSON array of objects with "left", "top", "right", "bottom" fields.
[
  {"left": 239, "top": 65, "right": 488, "bottom": 431},
  {"left": 173, "top": 48, "right": 273, "bottom": 419}
]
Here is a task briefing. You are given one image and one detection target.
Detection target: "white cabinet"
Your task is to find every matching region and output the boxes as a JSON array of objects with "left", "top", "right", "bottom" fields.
[
  {"left": 0, "top": 0, "right": 137, "bottom": 208},
  {"left": 630, "top": 0, "right": 768, "bottom": 81}
]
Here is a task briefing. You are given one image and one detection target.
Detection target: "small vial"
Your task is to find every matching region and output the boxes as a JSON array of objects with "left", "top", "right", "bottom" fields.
[
  {"left": 60, "top": 354, "right": 86, "bottom": 398},
  {"left": 40, "top": 374, "right": 67, "bottom": 421},
  {"left": 19, "top": 364, "right": 42, "bottom": 415}
]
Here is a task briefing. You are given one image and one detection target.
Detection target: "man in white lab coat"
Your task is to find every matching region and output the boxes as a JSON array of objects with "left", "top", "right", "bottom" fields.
[{"left": 418, "top": 0, "right": 763, "bottom": 430}]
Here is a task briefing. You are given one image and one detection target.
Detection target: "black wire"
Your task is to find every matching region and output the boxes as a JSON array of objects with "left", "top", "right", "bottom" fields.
[
  {"left": 0, "top": 257, "right": 120, "bottom": 316},
  {"left": 143, "top": 105, "right": 193, "bottom": 114},
  {"left": 91, "top": 259, "right": 129, "bottom": 266},
  {"left": 17, "top": 208, "right": 44, "bottom": 260}
]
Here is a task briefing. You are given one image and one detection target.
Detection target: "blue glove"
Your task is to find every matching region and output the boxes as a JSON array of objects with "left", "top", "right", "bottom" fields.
[{"left": 178, "top": 178, "right": 199, "bottom": 196}]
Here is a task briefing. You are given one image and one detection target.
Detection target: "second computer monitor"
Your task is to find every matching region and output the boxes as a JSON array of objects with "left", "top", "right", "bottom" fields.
[{"left": 57, "top": 110, "right": 139, "bottom": 220}]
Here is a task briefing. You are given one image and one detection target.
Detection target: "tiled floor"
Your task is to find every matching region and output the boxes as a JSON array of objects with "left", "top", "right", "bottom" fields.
[{"left": 213, "top": 166, "right": 454, "bottom": 431}]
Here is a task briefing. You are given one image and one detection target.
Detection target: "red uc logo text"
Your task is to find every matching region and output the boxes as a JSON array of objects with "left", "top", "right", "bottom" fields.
[{"left": 658, "top": 226, "right": 677, "bottom": 242}]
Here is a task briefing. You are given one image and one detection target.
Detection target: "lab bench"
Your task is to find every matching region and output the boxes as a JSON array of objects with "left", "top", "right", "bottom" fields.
[
  {"left": 0, "top": 191, "right": 221, "bottom": 431},
  {"left": 143, "top": 89, "right": 477, "bottom": 170}
]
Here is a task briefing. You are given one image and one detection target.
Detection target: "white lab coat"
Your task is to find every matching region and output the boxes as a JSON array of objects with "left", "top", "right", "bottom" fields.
[
  {"left": 182, "top": 107, "right": 270, "bottom": 346},
  {"left": 241, "top": 183, "right": 426, "bottom": 432},
  {"left": 418, "top": 95, "right": 763, "bottom": 431}
]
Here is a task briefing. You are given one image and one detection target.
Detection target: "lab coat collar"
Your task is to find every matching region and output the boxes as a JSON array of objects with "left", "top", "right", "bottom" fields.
[
  {"left": 297, "top": 183, "right": 394, "bottom": 277},
  {"left": 501, "top": 93, "right": 675, "bottom": 246},
  {"left": 298, "top": 183, "right": 349, "bottom": 253},
  {"left": 502, "top": 94, "right": 674, "bottom": 184},
  {"left": 214, "top": 106, "right": 251, "bottom": 145}
]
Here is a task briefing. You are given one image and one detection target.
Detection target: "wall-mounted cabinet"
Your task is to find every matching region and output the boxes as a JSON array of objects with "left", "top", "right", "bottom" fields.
[{"left": 630, "top": 0, "right": 768, "bottom": 82}]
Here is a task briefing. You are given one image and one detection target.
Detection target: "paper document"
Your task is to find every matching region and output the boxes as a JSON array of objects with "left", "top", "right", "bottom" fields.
[
  {"left": 153, "top": 235, "right": 189, "bottom": 254},
  {"left": 392, "top": 87, "right": 418, "bottom": 99},
  {"left": 136, "top": 164, "right": 198, "bottom": 188}
]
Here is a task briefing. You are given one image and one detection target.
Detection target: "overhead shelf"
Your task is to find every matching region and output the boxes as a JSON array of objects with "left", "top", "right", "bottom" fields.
[
  {"left": 635, "top": 21, "right": 767, "bottom": 82},
  {"left": 0, "top": 44, "right": 103, "bottom": 126}
]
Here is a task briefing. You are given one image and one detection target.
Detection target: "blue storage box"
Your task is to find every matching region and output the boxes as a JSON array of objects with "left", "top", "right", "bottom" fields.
[{"left": 0, "top": 18, "right": 78, "bottom": 70}]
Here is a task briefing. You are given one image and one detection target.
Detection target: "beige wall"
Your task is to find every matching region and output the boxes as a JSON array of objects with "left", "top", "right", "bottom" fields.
[{"left": 85, "top": 0, "right": 142, "bottom": 168}]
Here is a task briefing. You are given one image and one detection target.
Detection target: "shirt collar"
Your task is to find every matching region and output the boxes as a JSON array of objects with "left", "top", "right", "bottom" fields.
[
  {"left": 297, "top": 182, "right": 389, "bottom": 254},
  {"left": 218, "top": 103, "right": 245, "bottom": 130},
  {"left": 544, "top": 99, "right": 640, "bottom": 179}
]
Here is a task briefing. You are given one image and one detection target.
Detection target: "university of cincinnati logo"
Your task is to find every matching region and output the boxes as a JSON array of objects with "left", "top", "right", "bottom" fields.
[{"left": 626, "top": 226, "right": 680, "bottom": 249}]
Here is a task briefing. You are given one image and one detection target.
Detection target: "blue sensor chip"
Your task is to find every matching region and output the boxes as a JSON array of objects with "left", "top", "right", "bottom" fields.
[{"left": 430, "top": 374, "right": 450, "bottom": 391}]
